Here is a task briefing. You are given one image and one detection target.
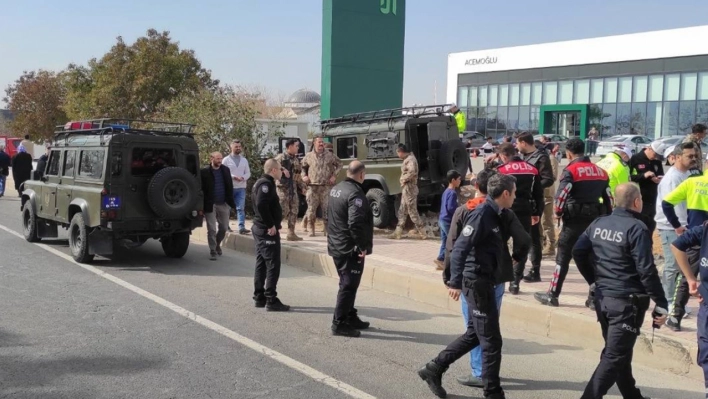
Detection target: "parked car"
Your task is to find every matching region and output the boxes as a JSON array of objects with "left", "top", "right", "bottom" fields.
[{"left": 596, "top": 135, "right": 653, "bottom": 157}]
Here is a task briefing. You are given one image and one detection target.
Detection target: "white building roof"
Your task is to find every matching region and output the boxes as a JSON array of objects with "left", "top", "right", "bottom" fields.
[{"left": 446, "top": 25, "right": 708, "bottom": 103}]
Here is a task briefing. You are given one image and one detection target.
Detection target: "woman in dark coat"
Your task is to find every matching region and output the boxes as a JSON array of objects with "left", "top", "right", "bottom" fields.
[{"left": 12, "top": 145, "right": 33, "bottom": 196}]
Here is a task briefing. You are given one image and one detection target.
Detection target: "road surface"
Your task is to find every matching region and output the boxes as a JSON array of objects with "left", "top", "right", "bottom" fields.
[{"left": 0, "top": 197, "right": 700, "bottom": 398}]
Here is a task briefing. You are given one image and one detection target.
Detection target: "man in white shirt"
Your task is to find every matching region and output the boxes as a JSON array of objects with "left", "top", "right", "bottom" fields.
[
  {"left": 223, "top": 139, "right": 251, "bottom": 234},
  {"left": 655, "top": 142, "right": 699, "bottom": 306}
]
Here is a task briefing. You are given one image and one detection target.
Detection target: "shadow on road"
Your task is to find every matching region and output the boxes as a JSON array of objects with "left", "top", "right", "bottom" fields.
[
  {"left": 0, "top": 328, "right": 26, "bottom": 348},
  {"left": 502, "top": 376, "right": 690, "bottom": 398},
  {"left": 291, "top": 306, "right": 458, "bottom": 322}
]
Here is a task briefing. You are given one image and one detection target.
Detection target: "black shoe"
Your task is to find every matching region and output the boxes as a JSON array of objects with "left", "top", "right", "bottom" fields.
[
  {"left": 666, "top": 317, "right": 681, "bottom": 331},
  {"left": 266, "top": 298, "right": 291, "bottom": 312},
  {"left": 209, "top": 251, "right": 217, "bottom": 261},
  {"left": 534, "top": 292, "right": 559, "bottom": 307},
  {"left": 486, "top": 392, "right": 506, "bottom": 399},
  {"left": 456, "top": 374, "right": 483, "bottom": 387},
  {"left": 331, "top": 322, "right": 361, "bottom": 337},
  {"left": 239, "top": 228, "right": 250, "bottom": 235},
  {"left": 346, "top": 314, "right": 370, "bottom": 330},
  {"left": 508, "top": 282, "right": 519, "bottom": 295},
  {"left": 523, "top": 270, "right": 541, "bottom": 283},
  {"left": 417, "top": 361, "right": 448, "bottom": 398},
  {"left": 254, "top": 296, "right": 267, "bottom": 308},
  {"left": 216, "top": 246, "right": 222, "bottom": 256}
]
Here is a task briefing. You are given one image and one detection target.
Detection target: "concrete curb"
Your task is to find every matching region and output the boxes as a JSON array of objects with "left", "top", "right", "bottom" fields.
[{"left": 191, "top": 227, "right": 702, "bottom": 381}]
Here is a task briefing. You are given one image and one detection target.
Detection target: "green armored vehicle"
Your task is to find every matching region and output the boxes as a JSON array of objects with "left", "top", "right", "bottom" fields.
[
  {"left": 21, "top": 119, "right": 204, "bottom": 263},
  {"left": 320, "top": 104, "right": 470, "bottom": 228}
]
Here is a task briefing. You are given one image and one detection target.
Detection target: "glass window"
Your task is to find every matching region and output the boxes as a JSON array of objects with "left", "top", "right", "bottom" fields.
[
  {"left": 661, "top": 101, "right": 680, "bottom": 136},
  {"left": 47, "top": 150, "right": 61, "bottom": 176},
  {"left": 508, "top": 107, "right": 519, "bottom": 132},
  {"left": 681, "top": 73, "right": 698, "bottom": 101},
  {"left": 336, "top": 137, "right": 357, "bottom": 159},
  {"left": 543, "top": 82, "right": 557, "bottom": 105},
  {"left": 520, "top": 83, "right": 531, "bottom": 106},
  {"left": 697, "top": 101, "right": 708, "bottom": 125},
  {"left": 496, "top": 107, "right": 508, "bottom": 136},
  {"left": 590, "top": 79, "right": 604, "bottom": 104},
  {"left": 518, "top": 106, "right": 531, "bottom": 130},
  {"left": 699, "top": 73, "right": 708, "bottom": 101},
  {"left": 130, "top": 148, "right": 174, "bottom": 176},
  {"left": 486, "top": 107, "right": 498, "bottom": 133},
  {"left": 489, "top": 85, "right": 498, "bottom": 107},
  {"left": 604, "top": 78, "right": 618, "bottom": 103},
  {"left": 574, "top": 79, "right": 590, "bottom": 104},
  {"left": 616, "top": 103, "right": 632, "bottom": 135},
  {"left": 601, "top": 103, "right": 617, "bottom": 137},
  {"left": 648, "top": 75, "right": 664, "bottom": 102},
  {"left": 458, "top": 87, "right": 469, "bottom": 107},
  {"left": 509, "top": 84, "right": 520, "bottom": 106},
  {"left": 79, "top": 150, "right": 106, "bottom": 179},
  {"left": 618, "top": 77, "right": 632, "bottom": 103},
  {"left": 646, "top": 103, "right": 661, "bottom": 139},
  {"left": 530, "top": 106, "right": 540, "bottom": 133},
  {"left": 679, "top": 101, "right": 696, "bottom": 133},
  {"left": 630, "top": 103, "right": 646, "bottom": 137},
  {"left": 62, "top": 150, "right": 76, "bottom": 177},
  {"left": 589, "top": 104, "right": 604, "bottom": 133},
  {"left": 479, "top": 86, "right": 488, "bottom": 107},
  {"left": 558, "top": 80, "right": 573, "bottom": 104},
  {"left": 499, "top": 85, "right": 509, "bottom": 107},
  {"left": 111, "top": 152, "right": 123, "bottom": 177},
  {"left": 531, "top": 82, "right": 542, "bottom": 106},
  {"left": 633, "top": 76, "right": 648, "bottom": 103},
  {"left": 469, "top": 87, "right": 478, "bottom": 107},
  {"left": 664, "top": 74, "right": 680, "bottom": 101}
]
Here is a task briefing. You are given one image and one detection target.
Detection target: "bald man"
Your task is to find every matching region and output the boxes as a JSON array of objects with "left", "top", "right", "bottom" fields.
[
  {"left": 327, "top": 160, "right": 374, "bottom": 337},
  {"left": 572, "top": 182, "right": 668, "bottom": 399},
  {"left": 201, "top": 152, "right": 236, "bottom": 260}
]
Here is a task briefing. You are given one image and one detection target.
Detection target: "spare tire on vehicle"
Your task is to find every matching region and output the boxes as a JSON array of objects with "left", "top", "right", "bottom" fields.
[
  {"left": 439, "top": 139, "right": 470, "bottom": 177},
  {"left": 147, "top": 167, "right": 199, "bottom": 219}
]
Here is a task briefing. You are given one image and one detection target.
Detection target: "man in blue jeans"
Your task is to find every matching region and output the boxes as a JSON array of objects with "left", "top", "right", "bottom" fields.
[
  {"left": 0, "top": 144, "right": 10, "bottom": 197},
  {"left": 223, "top": 139, "right": 251, "bottom": 234},
  {"left": 435, "top": 170, "right": 462, "bottom": 270}
]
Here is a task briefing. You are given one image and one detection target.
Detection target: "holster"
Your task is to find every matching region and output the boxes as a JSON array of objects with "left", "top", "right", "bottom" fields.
[{"left": 563, "top": 203, "right": 600, "bottom": 221}]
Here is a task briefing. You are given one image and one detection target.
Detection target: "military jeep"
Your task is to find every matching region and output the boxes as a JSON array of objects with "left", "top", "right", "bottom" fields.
[
  {"left": 21, "top": 119, "right": 204, "bottom": 263},
  {"left": 320, "top": 104, "right": 470, "bottom": 228}
]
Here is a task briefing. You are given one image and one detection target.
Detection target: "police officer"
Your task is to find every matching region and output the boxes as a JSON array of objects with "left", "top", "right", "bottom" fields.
[
  {"left": 326, "top": 161, "right": 374, "bottom": 337},
  {"left": 535, "top": 138, "right": 613, "bottom": 307},
  {"left": 572, "top": 183, "right": 668, "bottom": 399},
  {"left": 418, "top": 173, "right": 517, "bottom": 399},
  {"left": 516, "top": 131, "right": 555, "bottom": 283},
  {"left": 495, "top": 142, "right": 543, "bottom": 295},
  {"left": 629, "top": 141, "right": 668, "bottom": 234},
  {"left": 596, "top": 145, "right": 631, "bottom": 198},
  {"left": 251, "top": 158, "right": 290, "bottom": 312},
  {"left": 671, "top": 221, "right": 708, "bottom": 394}
]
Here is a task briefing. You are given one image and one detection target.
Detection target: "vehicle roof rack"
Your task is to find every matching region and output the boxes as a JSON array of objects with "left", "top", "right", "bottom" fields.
[
  {"left": 319, "top": 104, "right": 455, "bottom": 128},
  {"left": 52, "top": 118, "right": 196, "bottom": 145}
]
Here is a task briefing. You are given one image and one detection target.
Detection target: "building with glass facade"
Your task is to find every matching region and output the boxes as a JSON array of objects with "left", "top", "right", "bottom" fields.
[{"left": 446, "top": 25, "right": 708, "bottom": 140}]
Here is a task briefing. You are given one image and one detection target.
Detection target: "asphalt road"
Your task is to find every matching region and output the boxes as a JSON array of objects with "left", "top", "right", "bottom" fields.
[{"left": 0, "top": 196, "right": 701, "bottom": 399}]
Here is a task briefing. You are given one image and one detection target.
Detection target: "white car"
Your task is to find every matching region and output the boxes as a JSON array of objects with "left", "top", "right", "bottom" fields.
[{"left": 595, "top": 135, "right": 653, "bottom": 157}]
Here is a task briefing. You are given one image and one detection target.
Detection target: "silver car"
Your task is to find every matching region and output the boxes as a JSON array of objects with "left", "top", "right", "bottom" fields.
[{"left": 596, "top": 135, "right": 653, "bottom": 156}]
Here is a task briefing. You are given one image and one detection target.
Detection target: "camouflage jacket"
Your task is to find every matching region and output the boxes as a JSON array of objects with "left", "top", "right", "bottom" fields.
[
  {"left": 301, "top": 150, "right": 342, "bottom": 185},
  {"left": 274, "top": 153, "right": 306, "bottom": 193},
  {"left": 400, "top": 154, "right": 419, "bottom": 187}
]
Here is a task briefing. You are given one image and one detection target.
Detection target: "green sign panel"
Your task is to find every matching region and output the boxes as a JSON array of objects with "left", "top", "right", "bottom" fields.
[{"left": 321, "top": 0, "right": 406, "bottom": 119}]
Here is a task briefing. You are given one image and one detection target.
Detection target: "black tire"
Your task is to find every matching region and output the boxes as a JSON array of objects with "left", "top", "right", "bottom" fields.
[
  {"left": 147, "top": 167, "right": 199, "bottom": 219},
  {"left": 161, "top": 232, "right": 190, "bottom": 258},
  {"left": 440, "top": 139, "right": 470, "bottom": 177},
  {"left": 22, "top": 202, "right": 40, "bottom": 243},
  {"left": 366, "top": 188, "right": 392, "bottom": 228},
  {"left": 69, "top": 213, "right": 94, "bottom": 263}
]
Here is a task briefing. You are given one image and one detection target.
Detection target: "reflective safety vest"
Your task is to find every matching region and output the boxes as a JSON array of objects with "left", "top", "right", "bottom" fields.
[
  {"left": 454, "top": 111, "right": 466, "bottom": 134},
  {"left": 596, "top": 152, "right": 629, "bottom": 198}
]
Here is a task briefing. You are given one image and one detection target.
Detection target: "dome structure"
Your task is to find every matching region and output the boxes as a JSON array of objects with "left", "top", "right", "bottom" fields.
[{"left": 286, "top": 89, "right": 321, "bottom": 107}]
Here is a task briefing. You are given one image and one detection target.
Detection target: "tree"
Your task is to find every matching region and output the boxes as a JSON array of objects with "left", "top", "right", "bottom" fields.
[
  {"left": 64, "top": 29, "right": 218, "bottom": 120},
  {"left": 3, "top": 70, "right": 68, "bottom": 142}
]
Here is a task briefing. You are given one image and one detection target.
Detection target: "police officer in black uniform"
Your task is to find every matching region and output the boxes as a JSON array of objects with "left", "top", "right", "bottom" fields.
[
  {"left": 327, "top": 161, "right": 374, "bottom": 338},
  {"left": 418, "top": 173, "right": 517, "bottom": 399},
  {"left": 572, "top": 182, "right": 668, "bottom": 399},
  {"left": 494, "top": 142, "right": 543, "bottom": 295},
  {"left": 251, "top": 158, "right": 290, "bottom": 312},
  {"left": 535, "top": 138, "right": 613, "bottom": 307}
]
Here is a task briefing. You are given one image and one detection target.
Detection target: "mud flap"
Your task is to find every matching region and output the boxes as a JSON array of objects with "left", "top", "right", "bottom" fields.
[
  {"left": 88, "top": 229, "right": 113, "bottom": 256},
  {"left": 36, "top": 220, "right": 58, "bottom": 238}
]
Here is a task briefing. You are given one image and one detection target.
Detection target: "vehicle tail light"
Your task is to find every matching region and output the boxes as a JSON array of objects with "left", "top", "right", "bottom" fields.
[
  {"left": 100, "top": 210, "right": 118, "bottom": 220},
  {"left": 101, "top": 188, "right": 108, "bottom": 196}
]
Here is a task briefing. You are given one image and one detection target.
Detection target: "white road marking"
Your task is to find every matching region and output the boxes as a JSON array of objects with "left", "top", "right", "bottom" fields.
[{"left": 0, "top": 223, "right": 376, "bottom": 399}]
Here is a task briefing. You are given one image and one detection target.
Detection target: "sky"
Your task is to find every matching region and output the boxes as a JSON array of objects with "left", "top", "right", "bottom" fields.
[{"left": 2, "top": 0, "right": 708, "bottom": 107}]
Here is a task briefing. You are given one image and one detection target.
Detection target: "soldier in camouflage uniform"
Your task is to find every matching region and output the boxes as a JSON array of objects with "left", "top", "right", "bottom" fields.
[
  {"left": 301, "top": 137, "right": 343, "bottom": 237},
  {"left": 274, "top": 138, "right": 306, "bottom": 241},
  {"left": 684, "top": 123, "right": 706, "bottom": 173},
  {"left": 390, "top": 144, "right": 427, "bottom": 240}
]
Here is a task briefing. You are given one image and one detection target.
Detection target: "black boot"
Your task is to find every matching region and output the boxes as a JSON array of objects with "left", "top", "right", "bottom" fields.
[
  {"left": 523, "top": 268, "right": 541, "bottom": 283},
  {"left": 417, "top": 361, "right": 448, "bottom": 398},
  {"left": 266, "top": 297, "right": 291, "bottom": 312},
  {"left": 253, "top": 295, "right": 266, "bottom": 308},
  {"left": 346, "top": 311, "right": 370, "bottom": 330},
  {"left": 534, "top": 291, "right": 559, "bottom": 307},
  {"left": 485, "top": 391, "right": 506, "bottom": 399},
  {"left": 331, "top": 321, "right": 361, "bottom": 337},
  {"left": 508, "top": 281, "right": 519, "bottom": 295}
]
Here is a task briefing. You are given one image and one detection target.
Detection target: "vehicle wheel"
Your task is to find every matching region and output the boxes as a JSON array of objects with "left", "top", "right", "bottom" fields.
[
  {"left": 440, "top": 139, "right": 469, "bottom": 177},
  {"left": 69, "top": 213, "right": 94, "bottom": 263},
  {"left": 147, "top": 167, "right": 199, "bottom": 219},
  {"left": 366, "top": 188, "right": 392, "bottom": 228},
  {"left": 22, "top": 202, "right": 40, "bottom": 243},
  {"left": 161, "top": 232, "right": 190, "bottom": 258}
]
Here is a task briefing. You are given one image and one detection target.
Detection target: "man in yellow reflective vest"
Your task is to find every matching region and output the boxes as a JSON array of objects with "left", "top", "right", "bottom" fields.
[
  {"left": 596, "top": 146, "right": 631, "bottom": 197},
  {"left": 450, "top": 104, "right": 466, "bottom": 136}
]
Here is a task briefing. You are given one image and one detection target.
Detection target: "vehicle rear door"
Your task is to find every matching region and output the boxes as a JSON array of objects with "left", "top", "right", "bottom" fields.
[
  {"left": 56, "top": 150, "right": 77, "bottom": 223},
  {"left": 38, "top": 150, "right": 62, "bottom": 219}
]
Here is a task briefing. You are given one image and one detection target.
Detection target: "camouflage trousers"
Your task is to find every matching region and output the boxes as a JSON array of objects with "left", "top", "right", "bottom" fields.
[
  {"left": 541, "top": 196, "right": 556, "bottom": 248},
  {"left": 305, "top": 186, "right": 329, "bottom": 224},
  {"left": 396, "top": 188, "right": 424, "bottom": 229},
  {"left": 277, "top": 188, "right": 299, "bottom": 230}
]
